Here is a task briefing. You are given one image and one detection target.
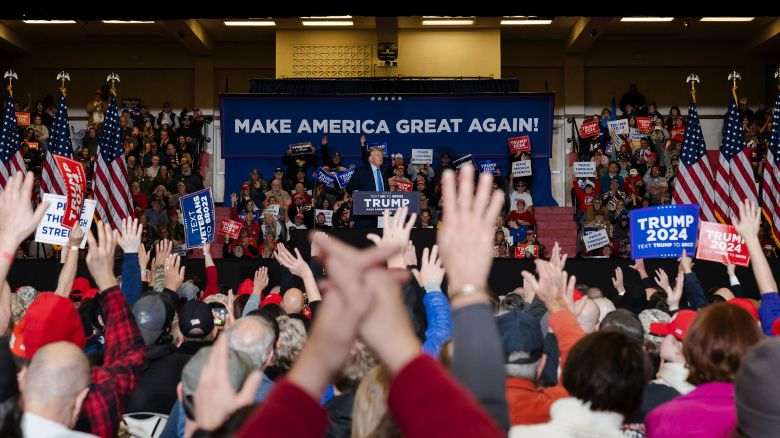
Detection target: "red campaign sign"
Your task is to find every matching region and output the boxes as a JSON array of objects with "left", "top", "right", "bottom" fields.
[
  {"left": 514, "top": 244, "right": 539, "bottom": 259},
  {"left": 636, "top": 117, "right": 653, "bottom": 134},
  {"left": 218, "top": 218, "right": 243, "bottom": 240},
  {"left": 395, "top": 180, "right": 413, "bottom": 192},
  {"left": 579, "top": 121, "right": 601, "bottom": 139},
  {"left": 695, "top": 221, "right": 750, "bottom": 267},
  {"left": 53, "top": 155, "right": 86, "bottom": 229},
  {"left": 508, "top": 136, "right": 531, "bottom": 154},
  {"left": 16, "top": 112, "right": 30, "bottom": 126}
]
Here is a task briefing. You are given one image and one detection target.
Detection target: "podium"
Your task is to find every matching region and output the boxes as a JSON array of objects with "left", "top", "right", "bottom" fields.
[{"left": 351, "top": 191, "right": 421, "bottom": 228}]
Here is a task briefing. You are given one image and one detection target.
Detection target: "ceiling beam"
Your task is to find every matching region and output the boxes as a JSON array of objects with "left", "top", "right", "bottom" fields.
[
  {"left": 0, "top": 21, "right": 32, "bottom": 55},
  {"left": 746, "top": 18, "right": 780, "bottom": 52},
  {"left": 565, "top": 17, "right": 615, "bottom": 54},
  {"left": 160, "top": 19, "right": 212, "bottom": 55}
]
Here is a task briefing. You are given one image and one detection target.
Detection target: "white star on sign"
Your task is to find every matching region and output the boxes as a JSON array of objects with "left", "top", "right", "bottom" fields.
[
  {"left": 398, "top": 96, "right": 403, "bottom": 101},
  {"left": 371, "top": 96, "right": 375, "bottom": 101},
  {"left": 384, "top": 96, "right": 389, "bottom": 101}
]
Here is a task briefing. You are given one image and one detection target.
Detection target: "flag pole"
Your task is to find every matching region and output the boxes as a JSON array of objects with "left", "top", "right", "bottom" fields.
[
  {"left": 687, "top": 73, "right": 700, "bottom": 104},
  {"left": 728, "top": 70, "right": 741, "bottom": 102},
  {"left": 3, "top": 70, "right": 17, "bottom": 98}
]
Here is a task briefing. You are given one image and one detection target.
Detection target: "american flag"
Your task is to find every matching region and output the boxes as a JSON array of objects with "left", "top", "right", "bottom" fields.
[
  {"left": 40, "top": 92, "right": 72, "bottom": 194},
  {"left": 93, "top": 93, "right": 132, "bottom": 228},
  {"left": 713, "top": 94, "right": 759, "bottom": 224},
  {"left": 673, "top": 98, "right": 717, "bottom": 222},
  {"left": 762, "top": 92, "right": 780, "bottom": 246},
  {"left": 0, "top": 92, "right": 26, "bottom": 189}
]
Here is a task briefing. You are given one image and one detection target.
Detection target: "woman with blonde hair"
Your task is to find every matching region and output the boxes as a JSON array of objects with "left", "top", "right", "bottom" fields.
[{"left": 352, "top": 366, "right": 402, "bottom": 438}]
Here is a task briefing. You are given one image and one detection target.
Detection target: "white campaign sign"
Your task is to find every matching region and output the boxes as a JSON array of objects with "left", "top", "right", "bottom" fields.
[
  {"left": 512, "top": 160, "right": 533, "bottom": 177},
  {"left": 263, "top": 204, "right": 280, "bottom": 217},
  {"left": 608, "top": 119, "right": 629, "bottom": 136},
  {"left": 315, "top": 209, "right": 333, "bottom": 226},
  {"left": 411, "top": 149, "right": 433, "bottom": 165},
  {"left": 35, "top": 193, "right": 96, "bottom": 248},
  {"left": 583, "top": 229, "right": 610, "bottom": 252},
  {"left": 573, "top": 161, "right": 597, "bottom": 178}
]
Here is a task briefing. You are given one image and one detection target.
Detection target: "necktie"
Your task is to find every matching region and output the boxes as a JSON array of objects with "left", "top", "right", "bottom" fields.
[{"left": 375, "top": 168, "right": 384, "bottom": 191}]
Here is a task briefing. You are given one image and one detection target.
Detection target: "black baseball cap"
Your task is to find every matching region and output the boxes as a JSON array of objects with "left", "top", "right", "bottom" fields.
[
  {"left": 179, "top": 300, "right": 215, "bottom": 339},
  {"left": 495, "top": 309, "right": 544, "bottom": 364}
]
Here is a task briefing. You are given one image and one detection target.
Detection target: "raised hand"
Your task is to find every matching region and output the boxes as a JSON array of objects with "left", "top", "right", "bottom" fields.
[
  {"left": 549, "top": 242, "right": 568, "bottom": 272},
  {"left": 138, "top": 244, "right": 150, "bottom": 271},
  {"left": 274, "top": 244, "right": 313, "bottom": 279},
  {"left": 0, "top": 172, "right": 48, "bottom": 253},
  {"left": 628, "top": 258, "right": 648, "bottom": 279},
  {"left": 155, "top": 239, "right": 172, "bottom": 268},
  {"left": 611, "top": 267, "right": 625, "bottom": 293},
  {"left": 654, "top": 268, "right": 672, "bottom": 293},
  {"left": 667, "top": 271, "right": 685, "bottom": 311},
  {"left": 253, "top": 267, "right": 269, "bottom": 294},
  {"left": 678, "top": 249, "right": 693, "bottom": 274},
  {"left": 732, "top": 199, "right": 761, "bottom": 243},
  {"left": 403, "top": 241, "right": 418, "bottom": 267},
  {"left": 118, "top": 217, "right": 142, "bottom": 254},
  {"left": 366, "top": 207, "right": 416, "bottom": 269},
  {"left": 68, "top": 225, "right": 85, "bottom": 249},
  {"left": 86, "top": 222, "right": 120, "bottom": 291},
  {"left": 163, "top": 254, "right": 186, "bottom": 291},
  {"left": 411, "top": 245, "right": 445, "bottom": 289},
  {"left": 437, "top": 165, "right": 504, "bottom": 297}
]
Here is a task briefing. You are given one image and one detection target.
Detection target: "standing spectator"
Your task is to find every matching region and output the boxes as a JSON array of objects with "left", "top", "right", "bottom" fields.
[
  {"left": 145, "top": 199, "right": 170, "bottom": 230},
  {"left": 86, "top": 89, "right": 107, "bottom": 130},
  {"left": 620, "top": 84, "right": 646, "bottom": 114},
  {"left": 599, "top": 161, "right": 624, "bottom": 192},
  {"left": 29, "top": 115, "right": 49, "bottom": 152},
  {"left": 82, "top": 127, "right": 100, "bottom": 157},
  {"left": 157, "top": 102, "right": 179, "bottom": 130},
  {"left": 508, "top": 181, "right": 533, "bottom": 213},
  {"left": 174, "top": 159, "right": 204, "bottom": 194}
]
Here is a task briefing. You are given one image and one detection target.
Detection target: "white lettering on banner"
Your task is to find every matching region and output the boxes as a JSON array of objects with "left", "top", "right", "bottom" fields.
[
  {"left": 235, "top": 118, "right": 541, "bottom": 135},
  {"left": 636, "top": 215, "right": 695, "bottom": 231},
  {"left": 364, "top": 198, "right": 411, "bottom": 208}
]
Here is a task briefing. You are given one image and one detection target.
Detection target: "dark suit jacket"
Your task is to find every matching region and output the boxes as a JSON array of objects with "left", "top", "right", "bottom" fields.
[{"left": 346, "top": 163, "right": 390, "bottom": 194}]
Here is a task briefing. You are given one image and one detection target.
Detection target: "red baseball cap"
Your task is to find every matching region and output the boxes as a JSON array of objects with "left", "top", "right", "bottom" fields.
[
  {"left": 237, "top": 279, "right": 254, "bottom": 296},
  {"left": 260, "top": 294, "right": 283, "bottom": 308},
  {"left": 649, "top": 310, "right": 697, "bottom": 341},
  {"left": 728, "top": 298, "right": 759, "bottom": 321},
  {"left": 13, "top": 294, "right": 85, "bottom": 359}
]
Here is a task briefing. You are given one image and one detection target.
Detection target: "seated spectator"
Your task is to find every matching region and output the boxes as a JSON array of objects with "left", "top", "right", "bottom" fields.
[
  {"left": 131, "top": 181, "right": 149, "bottom": 210},
  {"left": 247, "top": 168, "right": 267, "bottom": 206},
  {"left": 591, "top": 148, "right": 610, "bottom": 176},
  {"left": 388, "top": 165, "right": 411, "bottom": 191},
  {"left": 288, "top": 213, "right": 307, "bottom": 234},
  {"left": 173, "top": 159, "right": 204, "bottom": 194},
  {"left": 151, "top": 185, "right": 172, "bottom": 210},
  {"left": 169, "top": 181, "right": 188, "bottom": 207},
  {"left": 146, "top": 155, "right": 162, "bottom": 179},
  {"left": 291, "top": 183, "right": 313, "bottom": 205},
  {"left": 287, "top": 194, "right": 313, "bottom": 226},
  {"left": 145, "top": 198, "right": 170, "bottom": 230},
  {"left": 623, "top": 169, "right": 643, "bottom": 196},
  {"left": 314, "top": 211, "right": 332, "bottom": 230},
  {"left": 83, "top": 126, "right": 100, "bottom": 156},
  {"left": 163, "top": 143, "right": 181, "bottom": 172},
  {"left": 175, "top": 135, "right": 193, "bottom": 166},
  {"left": 228, "top": 229, "right": 259, "bottom": 259},
  {"left": 168, "top": 212, "right": 185, "bottom": 245},
  {"left": 573, "top": 178, "right": 600, "bottom": 218},
  {"left": 599, "top": 161, "right": 624, "bottom": 192},
  {"left": 261, "top": 212, "right": 284, "bottom": 242},
  {"left": 583, "top": 211, "right": 612, "bottom": 238},
  {"left": 583, "top": 197, "right": 609, "bottom": 225},
  {"left": 418, "top": 208, "right": 435, "bottom": 228},
  {"left": 507, "top": 199, "right": 536, "bottom": 227},
  {"left": 506, "top": 218, "right": 529, "bottom": 245},
  {"left": 509, "top": 180, "right": 534, "bottom": 213},
  {"left": 646, "top": 303, "right": 763, "bottom": 437},
  {"left": 264, "top": 178, "right": 291, "bottom": 209}
]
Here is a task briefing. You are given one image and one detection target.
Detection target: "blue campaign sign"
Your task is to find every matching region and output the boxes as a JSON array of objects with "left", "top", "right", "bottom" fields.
[
  {"left": 477, "top": 160, "right": 498, "bottom": 175},
  {"left": 179, "top": 188, "right": 215, "bottom": 249},
  {"left": 629, "top": 205, "right": 700, "bottom": 259},
  {"left": 365, "top": 141, "right": 389, "bottom": 157},
  {"left": 336, "top": 167, "right": 356, "bottom": 189},
  {"left": 316, "top": 168, "right": 338, "bottom": 189},
  {"left": 353, "top": 191, "right": 421, "bottom": 216}
]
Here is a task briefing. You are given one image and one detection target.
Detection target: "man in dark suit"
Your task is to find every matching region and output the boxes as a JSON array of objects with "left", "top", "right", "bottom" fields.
[{"left": 347, "top": 146, "right": 390, "bottom": 229}]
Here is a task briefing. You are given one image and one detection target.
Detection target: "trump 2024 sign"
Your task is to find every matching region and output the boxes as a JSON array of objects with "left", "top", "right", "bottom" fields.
[{"left": 629, "top": 205, "right": 699, "bottom": 259}]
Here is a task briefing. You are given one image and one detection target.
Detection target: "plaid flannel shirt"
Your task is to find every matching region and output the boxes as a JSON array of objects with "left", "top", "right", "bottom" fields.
[{"left": 82, "top": 286, "right": 145, "bottom": 437}]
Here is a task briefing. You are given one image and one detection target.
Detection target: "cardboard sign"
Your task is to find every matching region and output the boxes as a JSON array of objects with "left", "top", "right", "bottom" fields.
[
  {"left": 573, "top": 161, "right": 597, "bottom": 178},
  {"left": 217, "top": 218, "right": 242, "bottom": 240},
  {"left": 353, "top": 191, "right": 420, "bottom": 215},
  {"left": 263, "top": 204, "right": 280, "bottom": 217},
  {"left": 579, "top": 120, "right": 600, "bottom": 139},
  {"left": 629, "top": 128, "right": 643, "bottom": 141},
  {"left": 629, "top": 205, "right": 699, "bottom": 259},
  {"left": 452, "top": 154, "right": 474, "bottom": 170},
  {"left": 317, "top": 168, "right": 338, "bottom": 190},
  {"left": 478, "top": 160, "right": 499, "bottom": 175},
  {"left": 366, "top": 141, "right": 389, "bottom": 157},
  {"left": 52, "top": 156, "right": 87, "bottom": 229},
  {"left": 511, "top": 160, "right": 532, "bottom": 177},
  {"left": 35, "top": 194, "right": 95, "bottom": 248},
  {"left": 24, "top": 142, "right": 38, "bottom": 150},
  {"left": 508, "top": 136, "right": 531, "bottom": 154},
  {"left": 411, "top": 149, "right": 433, "bottom": 165},
  {"left": 289, "top": 142, "right": 314, "bottom": 156},
  {"left": 583, "top": 228, "right": 610, "bottom": 252},
  {"left": 395, "top": 180, "right": 413, "bottom": 192},
  {"left": 336, "top": 167, "right": 355, "bottom": 189},
  {"left": 515, "top": 244, "right": 539, "bottom": 259},
  {"left": 608, "top": 119, "right": 629, "bottom": 136},
  {"left": 696, "top": 221, "right": 750, "bottom": 267},
  {"left": 315, "top": 209, "right": 333, "bottom": 226},
  {"left": 16, "top": 112, "right": 30, "bottom": 126},
  {"left": 179, "top": 188, "right": 215, "bottom": 249},
  {"left": 637, "top": 117, "right": 653, "bottom": 134}
]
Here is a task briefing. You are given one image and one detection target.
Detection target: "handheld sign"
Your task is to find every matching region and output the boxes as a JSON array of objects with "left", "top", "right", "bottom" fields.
[
  {"left": 289, "top": 142, "right": 314, "bottom": 156},
  {"left": 353, "top": 191, "right": 420, "bottom": 215},
  {"left": 217, "top": 218, "right": 242, "bottom": 240},
  {"left": 452, "top": 154, "right": 474, "bottom": 170},
  {"left": 629, "top": 128, "right": 643, "bottom": 141},
  {"left": 629, "top": 205, "right": 699, "bottom": 259},
  {"left": 511, "top": 160, "right": 532, "bottom": 177},
  {"left": 696, "top": 221, "right": 750, "bottom": 267},
  {"left": 477, "top": 160, "right": 499, "bottom": 175},
  {"left": 573, "top": 161, "right": 597, "bottom": 178},
  {"left": 263, "top": 204, "right": 280, "bottom": 217},
  {"left": 16, "top": 112, "right": 30, "bottom": 126},
  {"left": 35, "top": 194, "right": 95, "bottom": 248},
  {"left": 579, "top": 121, "right": 600, "bottom": 139},
  {"left": 583, "top": 229, "right": 610, "bottom": 252},
  {"left": 515, "top": 244, "right": 539, "bottom": 259},
  {"left": 608, "top": 119, "right": 629, "bottom": 136},
  {"left": 315, "top": 209, "right": 333, "bottom": 226},
  {"left": 336, "top": 167, "right": 355, "bottom": 189},
  {"left": 508, "top": 136, "right": 531, "bottom": 154},
  {"left": 179, "top": 188, "right": 215, "bottom": 249},
  {"left": 317, "top": 168, "right": 338, "bottom": 190},
  {"left": 636, "top": 117, "right": 653, "bottom": 134},
  {"left": 395, "top": 180, "right": 413, "bottom": 192},
  {"left": 53, "top": 156, "right": 87, "bottom": 229},
  {"left": 366, "top": 141, "right": 389, "bottom": 157},
  {"left": 411, "top": 149, "right": 433, "bottom": 165}
]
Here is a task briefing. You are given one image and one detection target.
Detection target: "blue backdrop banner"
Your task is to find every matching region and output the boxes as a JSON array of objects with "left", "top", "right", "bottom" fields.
[
  {"left": 220, "top": 93, "right": 557, "bottom": 205},
  {"left": 629, "top": 205, "right": 700, "bottom": 259}
]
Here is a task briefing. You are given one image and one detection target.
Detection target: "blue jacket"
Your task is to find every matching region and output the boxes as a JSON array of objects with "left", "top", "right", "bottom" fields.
[
  {"left": 421, "top": 291, "right": 452, "bottom": 357},
  {"left": 121, "top": 253, "right": 142, "bottom": 306},
  {"left": 759, "top": 292, "right": 780, "bottom": 336}
]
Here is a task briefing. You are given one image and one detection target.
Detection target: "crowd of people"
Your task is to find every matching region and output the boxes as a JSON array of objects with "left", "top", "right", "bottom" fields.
[
  {"left": 14, "top": 92, "right": 207, "bottom": 260},
  {"left": 572, "top": 84, "right": 778, "bottom": 258},
  {"left": 1, "top": 165, "right": 780, "bottom": 438}
]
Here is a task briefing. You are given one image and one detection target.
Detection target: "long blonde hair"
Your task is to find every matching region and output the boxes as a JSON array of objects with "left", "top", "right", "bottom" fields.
[{"left": 351, "top": 366, "right": 401, "bottom": 438}]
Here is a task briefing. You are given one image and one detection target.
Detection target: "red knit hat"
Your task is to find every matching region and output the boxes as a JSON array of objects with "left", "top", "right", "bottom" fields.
[
  {"left": 260, "top": 294, "right": 283, "bottom": 308},
  {"left": 14, "top": 293, "right": 85, "bottom": 359},
  {"left": 82, "top": 288, "right": 100, "bottom": 301},
  {"left": 71, "top": 277, "right": 91, "bottom": 299},
  {"left": 237, "top": 279, "right": 254, "bottom": 296}
]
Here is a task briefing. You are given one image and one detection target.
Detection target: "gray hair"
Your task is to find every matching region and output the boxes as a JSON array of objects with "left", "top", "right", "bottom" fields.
[
  {"left": 273, "top": 316, "right": 307, "bottom": 370},
  {"left": 504, "top": 351, "right": 539, "bottom": 380},
  {"left": 227, "top": 316, "right": 275, "bottom": 367}
]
